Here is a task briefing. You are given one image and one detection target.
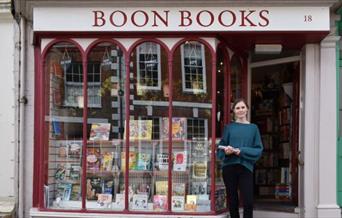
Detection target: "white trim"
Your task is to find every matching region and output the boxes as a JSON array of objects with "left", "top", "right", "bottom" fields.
[
  {"left": 136, "top": 43, "right": 162, "bottom": 90},
  {"left": 133, "top": 100, "right": 212, "bottom": 109},
  {"left": 181, "top": 43, "right": 207, "bottom": 94},
  {"left": 250, "top": 56, "right": 301, "bottom": 68},
  {"left": 45, "top": 116, "right": 108, "bottom": 124}
]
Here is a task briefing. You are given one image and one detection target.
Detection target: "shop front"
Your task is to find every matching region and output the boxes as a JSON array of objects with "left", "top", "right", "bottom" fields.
[{"left": 18, "top": 1, "right": 341, "bottom": 218}]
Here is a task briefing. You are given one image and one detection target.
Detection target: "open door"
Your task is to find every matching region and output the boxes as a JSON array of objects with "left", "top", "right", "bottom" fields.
[{"left": 250, "top": 56, "right": 300, "bottom": 212}]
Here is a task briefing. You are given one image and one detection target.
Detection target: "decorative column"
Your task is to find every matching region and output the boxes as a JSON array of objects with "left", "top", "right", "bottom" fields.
[{"left": 317, "top": 33, "right": 341, "bottom": 217}]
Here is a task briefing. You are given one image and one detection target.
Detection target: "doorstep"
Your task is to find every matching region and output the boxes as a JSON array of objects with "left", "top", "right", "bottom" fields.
[{"left": 0, "top": 197, "right": 15, "bottom": 218}]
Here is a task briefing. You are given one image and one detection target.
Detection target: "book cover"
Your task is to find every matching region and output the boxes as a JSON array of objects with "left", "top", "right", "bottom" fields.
[
  {"left": 172, "top": 183, "right": 185, "bottom": 196},
  {"left": 136, "top": 153, "right": 152, "bottom": 171},
  {"left": 153, "top": 195, "right": 167, "bottom": 211},
  {"left": 86, "top": 177, "right": 103, "bottom": 200},
  {"left": 52, "top": 121, "right": 62, "bottom": 136},
  {"left": 113, "top": 193, "right": 124, "bottom": 209},
  {"left": 55, "top": 164, "right": 66, "bottom": 181},
  {"left": 192, "top": 161, "right": 207, "bottom": 179},
  {"left": 162, "top": 117, "right": 186, "bottom": 140},
  {"left": 185, "top": 195, "right": 197, "bottom": 211},
  {"left": 103, "top": 180, "right": 114, "bottom": 195},
  {"left": 156, "top": 153, "right": 169, "bottom": 170},
  {"left": 68, "top": 141, "right": 82, "bottom": 158},
  {"left": 101, "top": 152, "right": 113, "bottom": 172},
  {"left": 155, "top": 181, "right": 168, "bottom": 195},
  {"left": 191, "top": 140, "right": 208, "bottom": 157},
  {"left": 197, "top": 199, "right": 211, "bottom": 212},
  {"left": 69, "top": 164, "right": 81, "bottom": 180},
  {"left": 58, "top": 142, "right": 68, "bottom": 158},
  {"left": 214, "top": 188, "right": 226, "bottom": 210},
  {"left": 70, "top": 184, "right": 81, "bottom": 201},
  {"left": 132, "top": 194, "right": 148, "bottom": 210},
  {"left": 87, "top": 148, "right": 101, "bottom": 172},
  {"left": 56, "top": 183, "right": 72, "bottom": 201},
  {"left": 171, "top": 196, "right": 185, "bottom": 211},
  {"left": 173, "top": 151, "right": 187, "bottom": 171},
  {"left": 191, "top": 181, "right": 207, "bottom": 195},
  {"left": 127, "top": 120, "right": 153, "bottom": 140},
  {"left": 97, "top": 193, "right": 112, "bottom": 208},
  {"left": 89, "top": 123, "right": 111, "bottom": 141},
  {"left": 121, "top": 151, "right": 137, "bottom": 172}
]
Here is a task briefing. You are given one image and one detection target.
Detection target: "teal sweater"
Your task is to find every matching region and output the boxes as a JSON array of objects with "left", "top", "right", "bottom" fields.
[{"left": 217, "top": 122, "right": 263, "bottom": 172}]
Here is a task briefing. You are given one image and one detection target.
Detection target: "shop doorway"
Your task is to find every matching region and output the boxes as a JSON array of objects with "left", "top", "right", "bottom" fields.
[{"left": 250, "top": 55, "right": 300, "bottom": 212}]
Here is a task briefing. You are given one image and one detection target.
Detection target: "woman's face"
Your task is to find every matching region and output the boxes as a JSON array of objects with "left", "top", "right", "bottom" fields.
[{"left": 233, "top": 101, "right": 248, "bottom": 120}]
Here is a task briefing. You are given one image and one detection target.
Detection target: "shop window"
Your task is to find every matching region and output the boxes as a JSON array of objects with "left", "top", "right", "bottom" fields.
[
  {"left": 230, "top": 55, "right": 243, "bottom": 103},
  {"left": 181, "top": 42, "right": 207, "bottom": 94},
  {"left": 136, "top": 42, "right": 161, "bottom": 90},
  {"left": 64, "top": 62, "right": 101, "bottom": 108}
]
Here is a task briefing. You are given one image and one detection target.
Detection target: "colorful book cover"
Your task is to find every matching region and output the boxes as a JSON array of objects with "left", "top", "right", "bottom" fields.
[
  {"left": 101, "top": 152, "right": 113, "bottom": 172},
  {"left": 185, "top": 195, "right": 197, "bottom": 211},
  {"left": 89, "top": 123, "right": 111, "bottom": 141},
  {"left": 155, "top": 181, "right": 168, "bottom": 195},
  {"left": 192, "top": 161, "right": 207, "bottom": 179},
  {"left": 87, "top": 148, "right": 101, "bottom": 172},
  {"left": 97, "top": 194, "right": 112, "bottom": 208},
  {"left": 172, "top": 183, "right": 185, "bottom": 196},
  {"left": 162, "top": 117, "right": 186, "bottom": 140},
  {"left": 153, "top": 195, "right": 168, "bottom": 211},
  {"left": 58, "top": 142, "right": 68, "bottom": 158},
  {"left": 127, "top": 120, "right": 153, "bottom": 140},
  {"left": 55, "top": 164, "right": 66, "bottom": 181},
  {"left": 121, "top": 151, "right": 137, "bottom": 172},
  {"left": 56, "top": 183, "right": 72, "bottom": 201},
  {"left": 173, "top": 151, "right": 187, "bottom": 171},
  {"left": 132, "top": 194, "right": 148, "bottom": 210},
  {"left": 191, "top": 181, "right": 207, "bottom": 195},
  {"left": 157, "top": 153, "right": 169, "bottom": 170},
  {"left": 171, "top": 196, "right": 185, "bottom": 211},
  {"left": 136, "top": 153, "right": 152, "bottom": 170}
]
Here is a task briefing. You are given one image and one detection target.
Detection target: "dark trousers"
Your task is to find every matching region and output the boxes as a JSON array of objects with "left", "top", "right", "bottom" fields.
[{"left": 222, "top": 164, "right": 254, "bottom": 218}]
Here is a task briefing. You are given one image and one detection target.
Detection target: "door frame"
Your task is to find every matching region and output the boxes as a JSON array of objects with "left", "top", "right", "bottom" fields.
[{"left": 249, "top": 55, "right": 302, "bottom": 209}]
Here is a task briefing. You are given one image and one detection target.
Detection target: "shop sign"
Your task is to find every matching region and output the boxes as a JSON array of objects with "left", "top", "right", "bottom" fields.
[{"left": 33, "top": 7, "right": 329, "bottom": 32}]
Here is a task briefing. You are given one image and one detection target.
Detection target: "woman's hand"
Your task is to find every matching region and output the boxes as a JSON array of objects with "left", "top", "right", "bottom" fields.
[{"left": 224, "top": 146, "right": 235, "bottom": 155}]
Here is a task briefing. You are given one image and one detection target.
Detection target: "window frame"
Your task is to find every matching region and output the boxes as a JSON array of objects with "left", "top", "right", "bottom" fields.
[
  {"left": 181, "top": 42, "right": 207, "bottom": 94},
  {"left": 136, "top": 42, "right": 162, "bottom": 91}
]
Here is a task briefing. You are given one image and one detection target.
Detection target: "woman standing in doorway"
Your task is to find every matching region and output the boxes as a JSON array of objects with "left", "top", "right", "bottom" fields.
[{"left": 217, "top": 98, "right": 263, "bottom": 218}]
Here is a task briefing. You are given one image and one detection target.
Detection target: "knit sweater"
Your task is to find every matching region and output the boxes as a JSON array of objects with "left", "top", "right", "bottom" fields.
[{"left": 217, "top": 122, "right": 263, "bottom": 172}]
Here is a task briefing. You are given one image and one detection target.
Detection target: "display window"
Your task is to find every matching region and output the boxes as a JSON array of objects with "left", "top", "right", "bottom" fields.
[{"left": 37, "top": 37, "right": 246, "bottom": 215}]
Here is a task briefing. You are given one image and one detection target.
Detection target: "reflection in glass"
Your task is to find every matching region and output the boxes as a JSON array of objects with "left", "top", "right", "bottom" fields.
[{"left": 45, "top": 42, "right": 83, "bottom": 209}]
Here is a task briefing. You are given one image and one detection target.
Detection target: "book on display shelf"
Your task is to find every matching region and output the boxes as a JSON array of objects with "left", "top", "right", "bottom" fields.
[
  {"left": 97, "top": 193, "right": 112, "bottom": 208},
  {"left": 89, "top": 123, "right": 111, "bottom": 141},
  {"left": 171, "top": 196, "right": 185, "bottom": 211},
  {"left": 153, "top": 195, "right": 168, "bottom": 211},
  {"left": 173, "top": 151, "right": 187, "bottom": 171},
  {"left": 132, "top": 194, "right": 148, "bottom": 210},
  {"left": 156, "top": 153, "right": 169, "bottom": 170}
]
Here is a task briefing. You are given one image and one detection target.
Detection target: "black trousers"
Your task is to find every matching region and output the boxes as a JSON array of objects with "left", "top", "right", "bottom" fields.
[{"left": 222, "top": 164, "right": 254, "bottom": 218}]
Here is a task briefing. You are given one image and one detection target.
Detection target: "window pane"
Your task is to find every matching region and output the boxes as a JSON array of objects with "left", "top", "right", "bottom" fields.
[
  {"left": 128, "top": 42, "right": 169, "bottom": 212},
  {"left": 86, "top": 42, "right": 126, "bottom": 211},
  {"left": 44, "top": 42, "right": 83, "bottom": 210},
  {"left": 172, "top": 41, "right": 213, "bottom": 213}
]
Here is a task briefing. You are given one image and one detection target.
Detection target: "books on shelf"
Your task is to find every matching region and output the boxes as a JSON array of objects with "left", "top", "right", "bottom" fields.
[
  {"left": 173, "top": 151, "right": 187, "bottom": 171},
  {"left": 97, "top": 193, "right": 112, "bottom": 208},
  {"left": 191, "top": 181, "right": 207, "bottom": 195},
  {"left": 136, "top": 153, "right": 152, "bottom": 171},
  {"left": 155, "top": 181, "right": 168, "bottom": 195},
  {"left": 192, "top": 161, "right": 207, "bottom": 179},
  {"left": 127, "top": 120, "right": 153, "bottom": 140},
  {"left": 153, "top": 195, "right": 168, "bottom": 211},
  {"left": 132, "top": 194, "right": 148, "bottom": 210},
  {"left": 89, "top": 123, "right": 111, "bottom": 141},
  {"left": 171, "top": 196, "right": 185, "bottom": 211},
  {"left": 156, "top": 153, "right": 169, "bottom": 170},
  {"left": 162, "top": 117, "right": 186, "bottom": 140},
  {"left": 172, "top": 183, "right": 185, "bottom": 196},
  {"left": 121, "top": 151, "right": 137, "bottom": 171}
]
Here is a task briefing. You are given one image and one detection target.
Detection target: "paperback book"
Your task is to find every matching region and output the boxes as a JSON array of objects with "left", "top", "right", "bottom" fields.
[{"left": 89, "top": 123, "right": 111, "bottom": 141}]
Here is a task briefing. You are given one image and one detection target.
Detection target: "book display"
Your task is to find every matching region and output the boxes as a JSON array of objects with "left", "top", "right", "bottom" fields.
[{"left": 252, "top": 83, "right": 293, "bottom": 201}]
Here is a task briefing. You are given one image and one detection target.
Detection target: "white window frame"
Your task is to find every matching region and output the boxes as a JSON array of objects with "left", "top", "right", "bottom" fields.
[
  {"left": 136, "top": 43, "right": 161, "bottom": 91},
  {"left": 181, "top": 43, "right": 207, "bottom": 94},
  {"left": 64, "top": 62, "right": 102, "bottom": 108}
]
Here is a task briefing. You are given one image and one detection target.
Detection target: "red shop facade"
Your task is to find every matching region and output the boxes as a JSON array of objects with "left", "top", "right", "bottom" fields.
[{"left": 27, "top": 3, "right": 335, "bottom": 218}]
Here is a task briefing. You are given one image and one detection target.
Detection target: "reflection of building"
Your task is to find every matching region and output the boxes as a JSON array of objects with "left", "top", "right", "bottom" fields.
[{"left": 6, "top": 1, "right": 342, "bottom": 218}]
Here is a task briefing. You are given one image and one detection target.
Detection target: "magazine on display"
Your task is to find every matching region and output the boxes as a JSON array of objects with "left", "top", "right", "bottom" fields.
[
  {"left": 132, "top": 194, "right": 148, "bottom": 210},
  {"left": 127, "top": 120, "right": 153, "bottom": 140},
  {"left": 156, "top": 153, "right": 169, "bottom": 170},
  {"left": 171, "top": 196, "right": 185, "bottom": 211},
  {"left": 162, "top": 117, "right": 186, "bottom": 140},
  {"left": 153, "top": 195, "right": 168, "bottom": 211},
  {"left": 173, "top": 151, "right": 187, "bottom": 171}
]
